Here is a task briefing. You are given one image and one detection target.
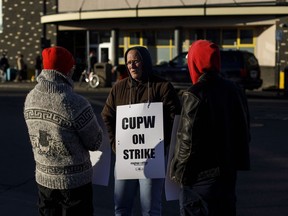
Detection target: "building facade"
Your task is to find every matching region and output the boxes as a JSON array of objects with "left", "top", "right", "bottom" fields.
[
  {"left": 0, "top": 0, "right": 288, "bottom": 88},
  {"left": 0, "top": 0, "right": 57, "bottom": 78}
]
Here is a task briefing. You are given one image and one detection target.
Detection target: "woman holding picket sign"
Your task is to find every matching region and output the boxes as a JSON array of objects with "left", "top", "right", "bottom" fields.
[{"left": 101, "top": 46, "right": 181, "bottom": 216}]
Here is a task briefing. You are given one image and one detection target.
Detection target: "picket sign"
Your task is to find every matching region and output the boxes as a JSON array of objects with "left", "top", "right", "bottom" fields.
[
  {"left": 90, "top": 114, "right": 111, "bottom": 186},
  {"left": 89, "top": 107, "right": 181, "bottom": 201},
  {"left": 115, "top": 102, "right": 165, "bottom": 180}
]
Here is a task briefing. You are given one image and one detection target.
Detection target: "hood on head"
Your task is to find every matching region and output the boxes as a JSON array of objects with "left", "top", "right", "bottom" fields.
[
  {"left": 187, "top": 40, "right": 220, "bottom": 84},
  {"left": 124, "top": 46, "right": 153, "bottom": 82},
  {"left": 42, "top": 46, "right": 75, "bottom": 76}
]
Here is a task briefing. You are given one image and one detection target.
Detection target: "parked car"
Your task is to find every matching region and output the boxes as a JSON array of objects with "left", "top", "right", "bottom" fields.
[{"left": 153, "top": 50, "right": 263, "bottom": 90}]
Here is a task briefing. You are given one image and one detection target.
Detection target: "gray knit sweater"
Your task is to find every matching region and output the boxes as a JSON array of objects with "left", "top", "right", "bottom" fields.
[{"left": 24, "top": 70, "right": 102, "bottom": 189}]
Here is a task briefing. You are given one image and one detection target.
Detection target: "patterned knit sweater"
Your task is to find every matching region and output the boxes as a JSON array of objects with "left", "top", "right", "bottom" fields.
[{"left": 24, "top": 70, "right": 102, "bottom": 189}]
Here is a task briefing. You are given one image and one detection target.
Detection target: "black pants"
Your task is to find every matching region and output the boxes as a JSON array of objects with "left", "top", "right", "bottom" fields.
[
  {"left": 179, "top": 172, "right": 237, "bottom": 216},
  {"left": 37, "top": 183, "right": 94, "bottom": 216}
]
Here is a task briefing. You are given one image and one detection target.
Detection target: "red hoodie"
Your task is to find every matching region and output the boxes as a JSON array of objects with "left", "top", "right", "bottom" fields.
[{"left": 187, "top": 40, "right": 221, "bottom": 84}]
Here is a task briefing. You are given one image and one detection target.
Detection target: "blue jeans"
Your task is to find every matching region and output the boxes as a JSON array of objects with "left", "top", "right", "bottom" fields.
[
  {"left": 179, "top": 172, "right": 237, "bottom": 216},
  {"left": 114, "top": 178, "right": 164, "bottom": 216}
]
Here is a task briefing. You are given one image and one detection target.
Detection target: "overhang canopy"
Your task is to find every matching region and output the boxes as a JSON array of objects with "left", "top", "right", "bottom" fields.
[{"left": 41, "top": 5, "right": 288, "bottom": 24}]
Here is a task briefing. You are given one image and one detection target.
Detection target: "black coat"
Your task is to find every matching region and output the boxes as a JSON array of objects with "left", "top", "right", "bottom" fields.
[{"left": 170, "top": 72, "right": 250, "bottom": 186}]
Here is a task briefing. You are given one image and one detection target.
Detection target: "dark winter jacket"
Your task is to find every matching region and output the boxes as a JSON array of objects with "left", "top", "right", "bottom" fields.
[
  {"left": 101, "top": 46, "right": 181, "bottom": 153},
  {"left": 170, "top": 40, "right": 250, "bottom": 186}
]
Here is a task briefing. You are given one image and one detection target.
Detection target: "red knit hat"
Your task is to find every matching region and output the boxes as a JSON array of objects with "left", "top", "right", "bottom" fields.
[
  {"left": 187, "top": 40, "right": 220, "bottom": 84},
  {"left": 42, "top": 46, "right": 75, "bottom": 75}
]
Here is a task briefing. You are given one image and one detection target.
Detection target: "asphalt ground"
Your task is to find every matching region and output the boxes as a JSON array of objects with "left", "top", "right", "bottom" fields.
[
  {"left": 0, "top": 80, "right": 287, "bottom": 216},
  {"left": 0, "top": 80, "right": 287, "bottom": 99}
]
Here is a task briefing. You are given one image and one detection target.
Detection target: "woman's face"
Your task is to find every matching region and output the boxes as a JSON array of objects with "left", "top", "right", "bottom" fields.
[{"left": 126, "top": 49, "right": 143, "bottom": 81}]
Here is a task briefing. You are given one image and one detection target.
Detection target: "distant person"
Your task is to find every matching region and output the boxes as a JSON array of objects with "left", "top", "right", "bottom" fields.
[
  {"left": 14, "top": 53, "right": 27, "bottom": 82},
  {"left": 101, "top": 46, "right": 181, "bottom": 215},
  {"left": 89, "top": 50, "right": 97, "bottom": 72},
  {"left": 0, "top": 52, "right": 9, "bottom": 82},
  {"left": 0, "top": 51, "right": 10, "bottom": 73},
  {"left": 170, "top": 40, "right": 250, "bottom": 216},
  {"left": 24, "top": 46, "right": 103, "bottom": 216}
]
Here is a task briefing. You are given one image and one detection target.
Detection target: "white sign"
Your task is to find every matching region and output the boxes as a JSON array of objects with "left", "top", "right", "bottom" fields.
[
  {"left": 90, "top": 114, "right": 111, "bottom": 186},
  {"left": 115, "top": 102, "right": 165, "bottom": 179}
]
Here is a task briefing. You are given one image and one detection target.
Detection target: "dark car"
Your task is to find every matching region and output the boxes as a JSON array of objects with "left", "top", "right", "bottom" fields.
[{"left": 153, "top": 50, "right": 263, "bottom": 90}]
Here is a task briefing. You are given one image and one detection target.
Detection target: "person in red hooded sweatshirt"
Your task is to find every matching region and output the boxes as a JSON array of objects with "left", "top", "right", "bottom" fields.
[{"left": 170, "top": 40, "right": 250, "bottom": 216}]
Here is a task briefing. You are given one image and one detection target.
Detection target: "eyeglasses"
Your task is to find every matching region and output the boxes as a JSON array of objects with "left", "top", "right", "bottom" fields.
[{"left": 126, "top": 60, "right": 141, "bottom": 66}]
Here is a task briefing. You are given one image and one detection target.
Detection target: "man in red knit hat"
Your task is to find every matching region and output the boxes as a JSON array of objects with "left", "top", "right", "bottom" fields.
[
  {"left": 42, "top": 46, "right": 76, "bottom": 76},
  {"left": 24, "top": 46, "right": 103, "bottom": 216},
  {"left": 170, "top": 40, "right": 250, "bottom": 216}
]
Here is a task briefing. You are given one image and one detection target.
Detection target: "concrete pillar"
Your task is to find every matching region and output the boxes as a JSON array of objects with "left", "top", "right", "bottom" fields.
[
  {"left": 111, "top": 29, "right": 119, "bottom": 66},
  {"left": 86, "top": 30, "right": 90, "bottom": 70},
  {"left": 174, "top": 28, "right": 182, "bottom": 57}
]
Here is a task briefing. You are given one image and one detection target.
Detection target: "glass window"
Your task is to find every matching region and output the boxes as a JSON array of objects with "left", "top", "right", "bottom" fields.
[
  {"left": 130, "top": 32, "right": 141, "bottom": 45},
  {"left": 222, "top": 29, "right": 237, "bottom": 45},
  {"left": 206, "top": 29, "right": 220, "bottom": 45},
  {"left": 75, "top": 31, "right": 86, "bottom": 46},
  {"left": 157, "top": 48, "right": 170, "bottom": 63},
  {"left": 240, "top": 29, "right": 253, "bottom": 44},
  {"left": 239, "top": 47, "right": 254, "bottom": 54},
  {"left": 90, "top": 31, "right": 99, "bottom": 44},
  {"left": 189, "top": 29, "right": 204, "bottom": 42},
  {"left": 100, "top": 31, "right": 111, "bottom": 43},
  {"left": 119, "top": 32, "right": 124, "bottom": 45},
  {"left": 156, "top": 31, "right": 173, "bottom": 46},
  {"left": 143, "top": 31, "right": 154, "bottom": 46}
]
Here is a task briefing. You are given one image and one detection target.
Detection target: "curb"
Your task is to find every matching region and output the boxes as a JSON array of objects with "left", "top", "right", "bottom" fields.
[
  {"left": 0, "top": 81, "right": 112, "bottom": 93},
  {"left": 1, "top": 81, "right": 287, "bottom": 99}
]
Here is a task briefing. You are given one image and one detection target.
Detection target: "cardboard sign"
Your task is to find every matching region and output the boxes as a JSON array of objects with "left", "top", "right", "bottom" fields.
[
  {"left": 90, "top": 114, "right": 111, "bottom": 186},
  {"left": 115, "top": 102, "right": 165, "bottom": 179}
]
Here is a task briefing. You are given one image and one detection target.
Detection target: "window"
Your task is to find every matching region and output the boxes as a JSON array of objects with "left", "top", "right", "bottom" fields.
[
  {"left": 119, "top": 32, "right": 124, "bottom": 45},
  {"left": 155, "top": 30, "right": 174, "bottom": 63},
  {"left": 90, "top": 31, "right": 99, "bottom": 44},
  {"left": 156, "top": 31, "right": 173, "bottom": 46},
  {"left": 206, "top": 29, "right": 220, "bottom": 45},
  {"left": 118, "top": 31, "right": 126, "bottom": 64},
  {"left": 222, "top": 29, "right": 237, "bottom": 45},
  {"left": 129, "top": 32, "right": 141, "bottom": 45},
  {"left": 189, "top": 29, "right": 204, "bottom": 42},
  {"left": 100, "top": 31, "right": 110, "bottom": 43},
  {"left": 240, "top": 29, "right": 253, "bottom": 44},
  {"left": 75, "top": 31, "right": 86, "bottom": 46},
  {"left": 143, "top": 31, "right": 154, "bottom": 46}
]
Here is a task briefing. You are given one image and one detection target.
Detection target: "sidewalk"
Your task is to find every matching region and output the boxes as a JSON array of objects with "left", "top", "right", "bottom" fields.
[
  {"left": 0, "top": 80, "right": 112, "bottom": 94},
  {"left": 246, "top": 89, "right": 288, "bottom": 99},
  {"left": 1, "top": 80, "right": 287, "bottom": 99}
]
